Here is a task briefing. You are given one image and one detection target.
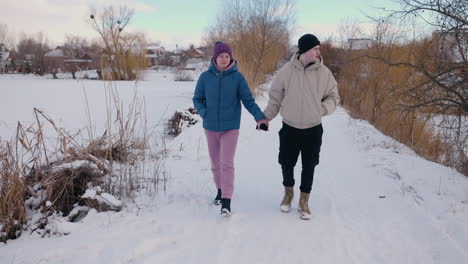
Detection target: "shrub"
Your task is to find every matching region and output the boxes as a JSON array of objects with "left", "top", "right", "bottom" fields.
[{"left": 166, "top": 107, "right": 199, "bottom": 136}]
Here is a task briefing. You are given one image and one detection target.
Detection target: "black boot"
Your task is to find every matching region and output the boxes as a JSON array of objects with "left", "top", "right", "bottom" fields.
[
  {"left": 214, "top": 189, "right": 222, "bottom": 205},
  {"left": 220, "top": 198, "right": 231, "bottom": 217}
]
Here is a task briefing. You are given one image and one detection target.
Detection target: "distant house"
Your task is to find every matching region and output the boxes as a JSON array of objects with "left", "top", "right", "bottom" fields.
[
  {"left": 44, "top": 46, "right": 73, "bottom": 73},
  {"left": 64, "top": 54, "right": 93, "bottom": 73},
  {"left": 154, "top": 51, "right": 183, "bottom": 67},
  {"left": 145, "top": 44, "right": 201, "bottom": 67},
  {"left": 79, "top": 52, "right": 100, "bottom": 70},
  {"left": 1, "top": 50, "right": 38, "bottom": 74},
  {"left": 145, "top": 44, "right": 166, "bottom": 66},
  {"left": 186, "top": 47, "right": 204, "bottom": 58},
  {"left": 44, "top": 47, "right": 99, "bottom": 74},
  {"left": 169, "top": 54, "right": 182, "bottom": 65},
  {"left": 184, "top": 47, "right": 205, "bottom": 65},
  {"left": 0, "top": 44, "right": 11, "bottom": 72},
  {"left": 432, "top": 30, "right": 468, "bottom": 63},
  {"left": 8, "top": 52, "right": 28, "bottom": 72},
  {"left": 348, "top": 38, "right": 372, "bottom": 50},
  {"left": 346, "top": 39, "right": 373, "bottom": 78}
]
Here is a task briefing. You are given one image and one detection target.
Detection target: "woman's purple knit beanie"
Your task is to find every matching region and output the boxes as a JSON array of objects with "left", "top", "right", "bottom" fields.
[{"left": 213, "top": 41, "right": 233, "bottom": 60}]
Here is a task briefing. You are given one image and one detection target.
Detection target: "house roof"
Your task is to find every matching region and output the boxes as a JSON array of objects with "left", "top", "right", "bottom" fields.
[
  {"left": 45, "top": 49, "right": 65, "bottom": 57},
  {"left": 45, "top": 47, "right": 72, "bottom": 57}
]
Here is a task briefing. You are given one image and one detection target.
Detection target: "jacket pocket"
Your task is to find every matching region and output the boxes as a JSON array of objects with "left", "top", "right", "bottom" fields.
[
  {"left": 320, "top": 104, "right": 326, "bottom": 116},
  {"left": 199, "top": 108, "right": 207, "bottom": 118}
]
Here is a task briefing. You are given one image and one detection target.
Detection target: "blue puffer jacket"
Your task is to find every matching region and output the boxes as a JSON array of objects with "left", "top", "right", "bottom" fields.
[{"left": 193, "top": 60, "right": 265, "bottom": 131}]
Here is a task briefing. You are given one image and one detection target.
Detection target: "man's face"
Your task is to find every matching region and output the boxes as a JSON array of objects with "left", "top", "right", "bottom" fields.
[{"left": 302, "top": 45, "right": 321, "bottom": 64}]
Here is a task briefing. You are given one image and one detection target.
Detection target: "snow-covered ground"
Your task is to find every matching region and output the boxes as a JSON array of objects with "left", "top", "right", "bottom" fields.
[
  {"left": 1, "top": 71, "right": 468, "bottom": 264},
  {"left": 0, "top": 71, "right": 195, "bottom": 139}
]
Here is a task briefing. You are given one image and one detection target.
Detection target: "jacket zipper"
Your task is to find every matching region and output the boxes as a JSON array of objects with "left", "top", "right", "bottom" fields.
[
  {"left": 300, "top": 68, "right": 306, "bottom": 126},
  {"left": 217, "top": 71, "right": 222, "bottom": 131}
]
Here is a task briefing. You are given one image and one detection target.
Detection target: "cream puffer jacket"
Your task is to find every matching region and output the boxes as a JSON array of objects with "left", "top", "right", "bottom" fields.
[{"left": 263, "top": 54, "right": 340, "bottom": 129}]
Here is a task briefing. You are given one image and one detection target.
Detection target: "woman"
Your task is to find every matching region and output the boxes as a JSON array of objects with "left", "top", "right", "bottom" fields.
[{"left": 193, "top": 42, "right": 268, "bottom": 217}]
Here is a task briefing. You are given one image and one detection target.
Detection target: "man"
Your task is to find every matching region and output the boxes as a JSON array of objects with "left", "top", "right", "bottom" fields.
[{"left": 263, "top": 34, "right": 340, "bottom": 220}]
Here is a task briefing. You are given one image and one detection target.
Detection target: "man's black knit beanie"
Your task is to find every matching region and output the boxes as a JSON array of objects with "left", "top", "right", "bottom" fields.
[{"left": 298, "top": 34, "right": 320, "bottom": 54}]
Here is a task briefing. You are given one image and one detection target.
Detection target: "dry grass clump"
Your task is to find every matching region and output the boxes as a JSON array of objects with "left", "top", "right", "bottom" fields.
[
  {"left": 2, "top": 122, "right": 111, "bottom": 241},
  {"left": 1, "top": 80, "right": 168, "bottom": 242},
  {"left": 1, "top": 99, "right": 164, "bottom": 242},
  {"left": 0, "top": 142, "right": 27, "bottom": 243},
  {"left": 41, "top": 164, "right": 104, "bottom": 216},
  {"left": 86, "top": 136, "right": 129, "bottom": 163}
]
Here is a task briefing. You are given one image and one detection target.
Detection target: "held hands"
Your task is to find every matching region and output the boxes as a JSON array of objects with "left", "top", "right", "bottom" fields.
[{"left": 256, "top": 119, "right": 269, "bottom": 131}]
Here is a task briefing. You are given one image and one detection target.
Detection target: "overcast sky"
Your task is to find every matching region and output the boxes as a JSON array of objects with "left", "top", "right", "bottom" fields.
[{"left": 1, "top": 0, "right": 402, "bottom": 50}]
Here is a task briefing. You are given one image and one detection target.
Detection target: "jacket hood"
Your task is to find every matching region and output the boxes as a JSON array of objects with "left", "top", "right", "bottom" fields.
[
  {"left": 209, "top": 59, "right": 238, "bottom": 75},
  {"left": 290, "top": 53, "right": 324, "bottom": 71}
]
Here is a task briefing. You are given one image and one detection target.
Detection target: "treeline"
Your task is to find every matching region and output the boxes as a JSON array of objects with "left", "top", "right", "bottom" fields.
[
  {"left": 203, "top": 0, "right": 295, "bottom": 94},
  {"left": 323, "top": 0, "right": 467, "bottom": 175}
]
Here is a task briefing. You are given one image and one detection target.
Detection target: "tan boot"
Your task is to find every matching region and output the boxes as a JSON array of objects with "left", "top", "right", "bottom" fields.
[
  {"left": 280, "top": 187, "right": 294, "bottom": 212},
  {"left": 298, "top": 192, "right": 311, "bottom": 220}
]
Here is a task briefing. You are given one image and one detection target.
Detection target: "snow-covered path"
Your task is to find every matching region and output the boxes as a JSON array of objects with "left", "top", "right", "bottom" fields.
[
  {"left": 151, "top": 105, "right": 468, "bottom": 264},
  {"left": 1, "top": 73, "right": 467, "bottom": 263}
]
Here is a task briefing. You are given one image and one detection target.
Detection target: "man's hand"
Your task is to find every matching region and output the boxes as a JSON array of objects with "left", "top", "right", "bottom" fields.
[{"left": 256, "top": 119, "right": 269, "bottom": 131}]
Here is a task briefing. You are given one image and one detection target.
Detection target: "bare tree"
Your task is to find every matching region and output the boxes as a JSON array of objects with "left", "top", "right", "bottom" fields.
[
  {"left": 382, "top": 0, "right": 467, "bottom": 33},
  {"left": 205, "top": 0, "right": 295, "bottom": 92},
  {"left": 64, "top": 35, "right": 88, "bottom": 59},
  {"left": 89, "top": 5, "right": 147, "bottom": 80},
  {"left": 358, "top": 0, "right": 468, "bottom": 175},
  {"left": 64, "top": 35, "right": 90, "bottom": 79},
  {"left": 336, "top": 19, "right": 365, "bottom": 50},
  {"left": 373, "top": 0, "right": 467, "bottom": 115},
  {"left": 119, "top": 31, "right": 148, "bottom": 80},
  {"left": 0, "top": 24, "right": 7, "bottom": 44},
  {"left": 0, "top": 24, "right": 16, "bottom": 49},
  {"left": 16, "top": 32, "right": 50, "bottom": 75}
]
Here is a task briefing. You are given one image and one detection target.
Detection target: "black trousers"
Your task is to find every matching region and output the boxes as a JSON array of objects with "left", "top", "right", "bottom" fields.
[{"left": 278, "top": 122, "right": 323, "bottom": 193}]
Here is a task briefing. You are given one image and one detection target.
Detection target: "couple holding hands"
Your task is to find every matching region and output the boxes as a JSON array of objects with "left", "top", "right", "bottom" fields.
[{"left": 193, "top": 34, "right": 339, "bottom": 220}]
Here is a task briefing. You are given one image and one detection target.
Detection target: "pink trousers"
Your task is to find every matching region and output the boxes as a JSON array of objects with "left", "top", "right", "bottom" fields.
[{"left": 204, "top": 129, "right": 239, "bottom": 199}]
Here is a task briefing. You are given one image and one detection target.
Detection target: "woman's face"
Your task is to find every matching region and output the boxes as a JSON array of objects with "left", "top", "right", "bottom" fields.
[{"left": 216, "top": 52, "right": 231, "bottom": 70}]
